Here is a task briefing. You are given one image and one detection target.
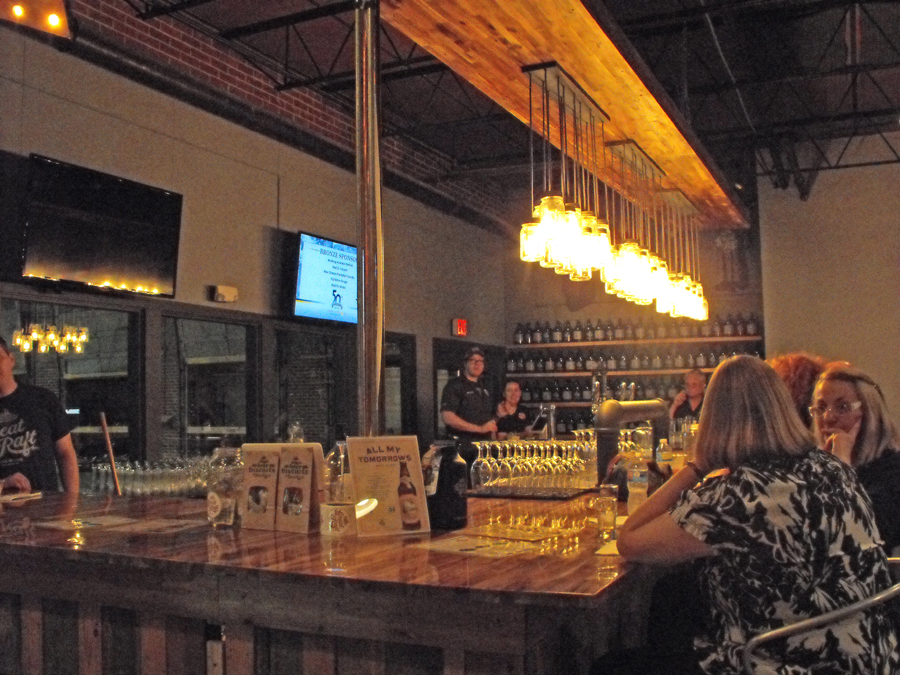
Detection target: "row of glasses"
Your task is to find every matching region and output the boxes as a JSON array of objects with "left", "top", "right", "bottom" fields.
[
  {"left": 470, "top": 437, "right": 594, "bottom": 497},
  {"left": 85, "top": 456, "right": 212, "bottom": 497}
]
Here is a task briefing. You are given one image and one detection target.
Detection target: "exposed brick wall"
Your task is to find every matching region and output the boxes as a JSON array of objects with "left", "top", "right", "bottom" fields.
[{"left": 70, "top": 0, "right": 513, "bottom": 229}]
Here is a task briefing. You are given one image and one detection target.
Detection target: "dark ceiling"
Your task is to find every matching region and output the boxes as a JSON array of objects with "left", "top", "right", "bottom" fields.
[{"left": 122, "top": 0, "right": 900, "bottom": 210}]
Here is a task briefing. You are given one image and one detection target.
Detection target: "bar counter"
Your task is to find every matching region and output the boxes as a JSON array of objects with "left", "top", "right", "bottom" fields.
[{"left": 0, "top": 493, "right": 654, "bottom": 675}]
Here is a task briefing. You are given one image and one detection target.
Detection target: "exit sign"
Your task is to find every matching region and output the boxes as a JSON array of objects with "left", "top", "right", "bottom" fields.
[{"left": 452, "top": 318, "right": 468, "bottom": 336}]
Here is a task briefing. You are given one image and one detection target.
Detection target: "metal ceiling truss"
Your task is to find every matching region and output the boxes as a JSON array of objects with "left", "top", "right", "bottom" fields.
[
  {"left": 617, "top": 0, "right": 900, "bottom": 200},
  {"left": 126, "top": 0, "right": 507, "bottom": 167}
]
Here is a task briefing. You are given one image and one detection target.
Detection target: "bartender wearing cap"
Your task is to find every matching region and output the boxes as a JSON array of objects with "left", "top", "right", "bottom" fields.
[{"left": 440, "top": 346, "right": 497, "bottom": 464}]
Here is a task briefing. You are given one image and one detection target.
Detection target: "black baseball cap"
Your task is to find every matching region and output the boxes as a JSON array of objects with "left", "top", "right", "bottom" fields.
[{"left": 464, "top": 346, "right": 485, "bottom": 361}]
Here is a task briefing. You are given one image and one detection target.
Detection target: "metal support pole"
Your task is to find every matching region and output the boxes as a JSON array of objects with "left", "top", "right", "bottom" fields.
[{"left": 355, "top": 0, "right": 384, "bottom": 436}]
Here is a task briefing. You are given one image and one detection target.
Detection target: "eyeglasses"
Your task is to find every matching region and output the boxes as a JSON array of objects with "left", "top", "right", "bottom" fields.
[
  {"left": 809, "top": 400, "right": 862, "bottom": 418},
  {"left": 467, "top": 358, "right": 485, "bottom": 365}
]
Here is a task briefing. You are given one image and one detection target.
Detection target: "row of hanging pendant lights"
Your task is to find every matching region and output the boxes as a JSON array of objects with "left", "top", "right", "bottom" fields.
[{"left": 518, "top": 64, "right": 708, "bottom": 321}]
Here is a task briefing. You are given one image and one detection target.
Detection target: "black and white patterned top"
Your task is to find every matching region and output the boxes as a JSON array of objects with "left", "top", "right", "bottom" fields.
[{"left": 670, "top": 448, "right": 900, "bottom": 675}]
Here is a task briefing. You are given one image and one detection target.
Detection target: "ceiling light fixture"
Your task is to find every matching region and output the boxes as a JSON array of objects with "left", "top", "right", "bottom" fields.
[{"left": 1, "top": 0, "right": 73, "bottom": 39}]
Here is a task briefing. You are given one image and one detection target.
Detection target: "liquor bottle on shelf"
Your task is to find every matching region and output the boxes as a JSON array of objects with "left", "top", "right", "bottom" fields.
[
  {"left": 624, "top": 321, "right": 634, "bottom": 340},
  {"left": 618, "top": 353, "right": 628, "bottom": 371},
  {"left": 605, "top": 319, "right": 615, "bottom": 341},
  {"left": 516, "top": 354, "right": 525, "bottom": 372},
  {"left": 641, "top": 353, "right": 651, "bottom": 369},
  {"left": 552, "top": 321, "right": 564, "bottom": 343},
  {"left": 543, "top": 352, "right": 554, "bottom": 372},
  {"left": 554, "top": 354, "right": 564, "bottom": 372},
  {"left": 656, "top": 319, "right": 668, "bottom": 339},
  {"left": 531, "top": 322, "right": 543, "bottom": 344},
  {"left": 542, "top": 322, "right": 552, "bottom": 344},
  {"left": 575, "top": 353, "right": 585, "bottom": 371},
  {"left": 644, "top": 380, "right": 658, "bottom": 400},
  {"left": 572, "top": 382, "right": 581, "bottom": 401},
  {"left": 736, "top": 315, "right": 747, "bottom": 336},
  {"left": 556, "top": 414, "right": 567, "bottom": 437},
  {"left": 629, "top": 353, "right": 641, "bottom": 370},
  {"left": 561, "top": 381, "right": 573, "bottom": 401},
  {"left": 645, "top": 322, "right": 656, "bottom": 340},
  {"left": 551, "top": 381, "right": 561, "bottom": 402},
  {"left": 634, "top": 319, "right": 645, "bottom": 340},
  {"left": 524, "top": 353, "right": 536, "bottom": 373},
  {"left": 581, "top": 379, "right": 592, "bottom": 401},
  {"left": 696, "top": 351, "right": 707, "bottom": 368},
  {"left": 723, "top": 314, "right": 735, "bottom": 337},
  {"left": 521, "top": 385, "right": 532, "bottom": 403},
  {"left": 614, "top": 319, "right": 626, "bottom": 340},
  {"left": 563, "top": 320, "right": 573, "bottom": 342},
  {"left": 700, "top": 318, "right": 712, "bottom": 338},
  {"left": 717, "top": 350, "right": 728, "bottom": 365},
  {"left": 585, "top": 352, "right": 598, "bottom": 372},
  {"left": 663, "top": 351, "right": 674, "bottom": 369},
  {"left": 747, "top": 314, "right": 759, "bottom": 336},
  {"left": 651, "top": 351, "right": 662, "bottom": 370},
  {"left": 524, "top": 322, "right": 533, "bottom": 344},
  {"left": 541, "top": 383, "right": 552, "bottom": 402},
  {"left": 564, "top": 352, "right": 576, "bottom": 372},
  {"left": 606, "top": 352, "right": 618, "bottom": 372},
  {"left": 673, "top": 351, "right": 685, "bottom": 369},
  {"left": 687, "top": 352, "right": 695, "bottom": 369},
  {"left": 506, "top": 353, "right": 517, "bottom": 372},
  {"left": 572, "top": 320, "right": 583, "bottom": 342},
  {"left": 514, "top": 323, "right": 524, "bottom": 345},
  {"left": 689, "top": 321, "right": 699, "bottom": 338},
  {"left": 712, "top": 315, "right": 723, "bottom": 337},
  {"left": 678, "top": 320, "right": 690, "bottom": 339},
  {"left": 635, "top": 382, "right": 645, "bottom": 400},
  {"left": 707, "top": 350, "right": 716, "bottom": 368}
]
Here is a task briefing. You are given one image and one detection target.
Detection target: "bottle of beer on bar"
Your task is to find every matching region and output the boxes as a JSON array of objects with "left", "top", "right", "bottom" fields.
[{"left": 427, "top": 441, "right": 468, "bottom": 530}]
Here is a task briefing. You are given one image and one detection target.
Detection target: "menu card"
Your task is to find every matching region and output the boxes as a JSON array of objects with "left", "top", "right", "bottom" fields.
[
  {"left": 275, "top": 444, "right": 320, "bottom": 534},
  {"left": 240, "top": 445, "right": 281, "bottom": 530},
  {"left": 346, "top": 436, "right": 430, "bottom": 537}
]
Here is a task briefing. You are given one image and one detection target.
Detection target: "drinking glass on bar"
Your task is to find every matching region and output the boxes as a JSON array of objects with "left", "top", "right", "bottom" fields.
[{"left": 596, "top": 483, "right": 618, "bottom": 542}]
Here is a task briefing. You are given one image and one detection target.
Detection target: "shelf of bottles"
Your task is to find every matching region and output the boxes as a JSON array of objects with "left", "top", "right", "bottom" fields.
[{"left": 505, "top": 314, "right": 763, "bottom": 430}]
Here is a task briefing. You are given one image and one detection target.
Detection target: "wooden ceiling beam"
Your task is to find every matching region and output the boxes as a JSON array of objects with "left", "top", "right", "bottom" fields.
[{"left": 381, "top": 0, "right": 749, "bottom": 228}]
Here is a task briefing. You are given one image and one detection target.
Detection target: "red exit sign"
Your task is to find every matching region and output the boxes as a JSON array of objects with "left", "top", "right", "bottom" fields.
[{"left": 452, "top": 319, "right": 467, "bottom": 336}]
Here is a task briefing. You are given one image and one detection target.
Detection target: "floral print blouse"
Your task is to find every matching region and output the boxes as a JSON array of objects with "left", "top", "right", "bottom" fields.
[{"left": 670, "top": 448, "right": 899, "bottom": 675}]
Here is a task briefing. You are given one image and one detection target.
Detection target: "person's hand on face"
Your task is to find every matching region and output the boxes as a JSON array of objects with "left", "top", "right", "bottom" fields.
[
  {"left": 673, "top": 390, "right": 688, "bottom": 407},
  {"left": 824, "top": 418, "right": 861, "bottom": 464}
]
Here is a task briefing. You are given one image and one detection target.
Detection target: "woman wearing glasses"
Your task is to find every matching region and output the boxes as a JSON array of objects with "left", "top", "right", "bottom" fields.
[
  {"left": 812, "top": 363, "right": 900, "bottom": 553},
  {"left": 595, "top": 356, "right": 899, "bottom": 675}
]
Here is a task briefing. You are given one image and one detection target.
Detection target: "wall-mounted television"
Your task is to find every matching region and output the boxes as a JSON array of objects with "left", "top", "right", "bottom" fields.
[
  {"left": 20, "top": 155, "right": 182, "bottom": 297},
  {"left": 289, "top": 232, "right": 358, "bottom": 324}
]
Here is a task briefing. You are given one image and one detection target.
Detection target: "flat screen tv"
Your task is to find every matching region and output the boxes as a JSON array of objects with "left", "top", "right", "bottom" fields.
[
  {"left": 289, "top": 232, "right": 358, "bottom": 324},
  {"left": 20, "top": 155, "right": 182, "bottom": 297}
]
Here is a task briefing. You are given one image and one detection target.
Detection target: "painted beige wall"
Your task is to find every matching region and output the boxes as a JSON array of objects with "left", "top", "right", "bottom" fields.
[
  {"left": 0, "top": 27, "right": 507, "bottom": 434},
  {"left": 760, "top": 134, "right": 900, "bottom": 413}
]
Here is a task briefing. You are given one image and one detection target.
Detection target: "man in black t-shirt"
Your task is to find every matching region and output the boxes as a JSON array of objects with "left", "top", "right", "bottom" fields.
[
  {"left": 440, "top": 347, "right": 497, "bottom": 463},
  {"left": 0, "top": 336, "right": 79, "bottom": 494}
]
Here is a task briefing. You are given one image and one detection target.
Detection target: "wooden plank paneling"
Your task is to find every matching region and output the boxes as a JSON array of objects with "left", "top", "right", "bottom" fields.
[
  {"left": 384, "top": 641, "right": 443, "bottom": 675},
  {"left": 21, "top": 596, "right": 41, "bottom": 675},
  {"left": 381, "top": 0, "right": 747, "bottom": 228},
  {"left": 102, "top": 607, "right": 139, "bottom": 675},
  {"left": 335, "top": 637, "right": 385, "bottom": 675},
  {"left": 224, "top": 622, "right": 254, "bottom": 675},
  {"left": 42, "top": 599, "right": 78, "bottom": 675},
  {"left": 78, "top": 604, "right": 102, "bottom": 675},
  {"left": 165, "top": 616, "right": 207, "bottom": 675},
  {"left": 139, "top": 614, "right": 167, "bottom": 675},
  {"left": 0, "top": 594, "right": 21, "bottom": 675},
  {"left": 302, "top": 634, "right": 336, "bottom": 675}
]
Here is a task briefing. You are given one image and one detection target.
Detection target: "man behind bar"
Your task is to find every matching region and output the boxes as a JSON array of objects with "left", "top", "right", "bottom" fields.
[
  {"left": 440, "top": 346, "right": 497, "bottom": 465},
  {"left": 0, "top": 336, "right": 79, "bottom": 494}
]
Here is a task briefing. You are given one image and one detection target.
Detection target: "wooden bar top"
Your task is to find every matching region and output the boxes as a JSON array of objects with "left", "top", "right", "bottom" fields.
[{"left": 0, "top": 492, "right": 627, "bottom": 609}]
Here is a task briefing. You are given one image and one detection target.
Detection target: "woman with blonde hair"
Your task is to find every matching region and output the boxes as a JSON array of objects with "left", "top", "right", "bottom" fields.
[
  {"left": 812, "top": 362, "right": 900, "bottom": 552},
  {"left": 594, "top": 356, "right": 898, "bottom": 675}
]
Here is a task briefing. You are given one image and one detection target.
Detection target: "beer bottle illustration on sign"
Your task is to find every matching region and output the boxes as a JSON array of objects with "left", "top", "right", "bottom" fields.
[{"left": 397, "top": 461, "right": 422, "bottom": 530}]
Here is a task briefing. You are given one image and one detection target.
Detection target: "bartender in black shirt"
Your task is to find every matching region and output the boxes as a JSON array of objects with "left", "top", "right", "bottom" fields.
[{"left": 440, "top": 347, "right": 497, "bottom": 463}]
